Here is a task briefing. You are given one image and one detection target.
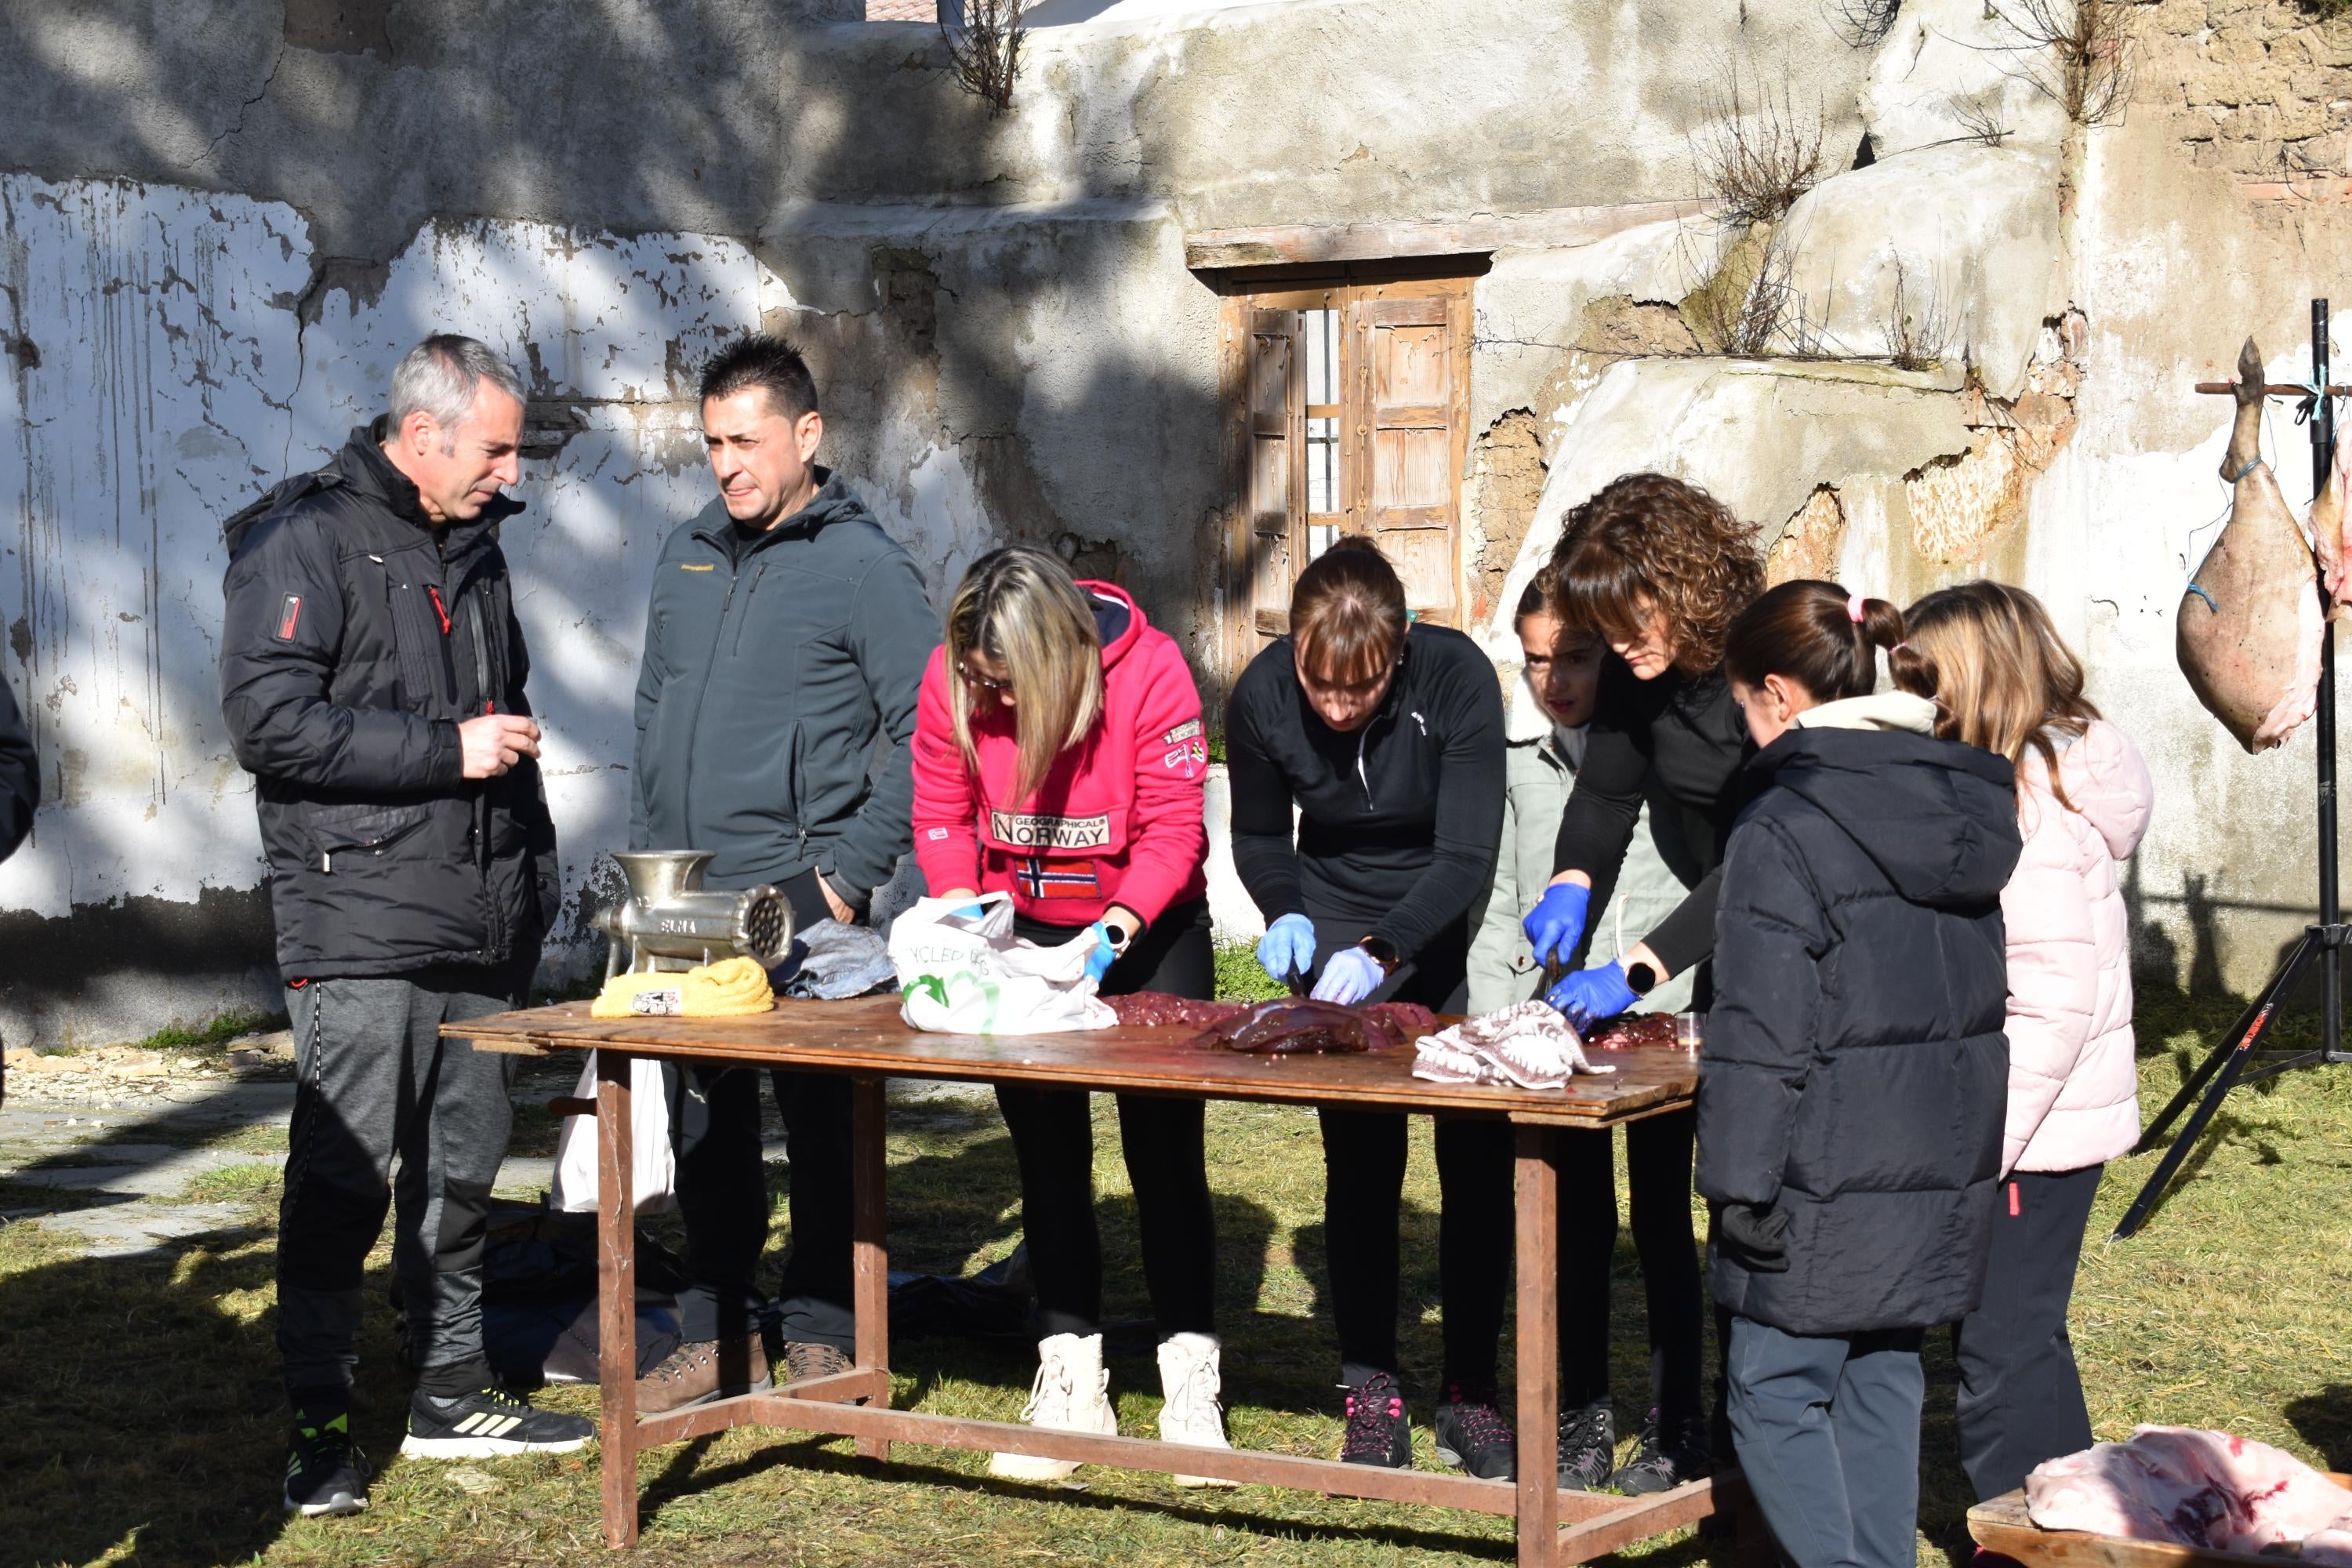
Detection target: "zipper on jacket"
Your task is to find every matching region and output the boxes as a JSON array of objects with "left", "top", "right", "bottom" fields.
[
  {"left": 1355, "top": 727, "right": 1374, "bottom": 810},
  {"left": 731, "top": 563, "right": 768, "bottom": 657},
  {"left": 680, "top": 562, "right": 744, "bottom": 837}
]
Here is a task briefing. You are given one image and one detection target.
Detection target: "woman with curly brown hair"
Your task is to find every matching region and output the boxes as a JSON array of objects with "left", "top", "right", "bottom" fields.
[{"left": 1525, "top": 471, "right": 1766, "bottom": 1496}]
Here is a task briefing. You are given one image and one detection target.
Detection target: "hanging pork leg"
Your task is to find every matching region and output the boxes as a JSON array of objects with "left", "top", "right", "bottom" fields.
[{"left": 2177, "top": 338, "right": 2325, "bottom": 753}]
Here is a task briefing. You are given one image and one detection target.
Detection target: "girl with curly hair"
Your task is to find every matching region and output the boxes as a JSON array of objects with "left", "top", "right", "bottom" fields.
[{"left": 1523, "top": 471, "right": 1765, "bottom": 1494}]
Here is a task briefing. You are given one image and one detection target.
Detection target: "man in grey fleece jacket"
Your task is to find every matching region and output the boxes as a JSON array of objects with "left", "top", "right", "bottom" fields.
[{"left": 627, "top": 336, "right": 935, "bottom": 1411}]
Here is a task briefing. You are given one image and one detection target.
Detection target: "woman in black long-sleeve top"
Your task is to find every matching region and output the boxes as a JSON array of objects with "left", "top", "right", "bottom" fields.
[
  {"left": 1224, "top": 540, "right": 1512, "bottom": 1479},
  {"left": 1523, "top": 473, "right": 1764, "bottom": 1494}
]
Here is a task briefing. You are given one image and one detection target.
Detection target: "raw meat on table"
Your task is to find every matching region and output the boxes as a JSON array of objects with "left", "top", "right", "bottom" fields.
[
  {"left": 1105, "top": 993, "right": 1244, "bottom": 1029},
  {"left": 2177, "top": 338, "right": 2326, "bottom": 753},
  {"left": 2027, "top": 1425, "right": 2352, "bottom": 1556},
  {"left": 1584, "top": 1013, "right": 1680, "bottom": 1051},
  {"left": 1183, "top": 998, "right": 1421, "bottom": 1054}
]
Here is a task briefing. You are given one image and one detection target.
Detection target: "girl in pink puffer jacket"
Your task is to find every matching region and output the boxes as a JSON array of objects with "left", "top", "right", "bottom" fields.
[{"left": 1893, "top": 581, "right": 2154, "bottom": 1508}]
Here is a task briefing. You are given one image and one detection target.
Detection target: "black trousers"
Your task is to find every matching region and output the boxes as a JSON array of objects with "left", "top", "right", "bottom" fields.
[
  {"left": 278, "top": 964, "right": 526, "bottom": 1401},
  {"left": 1558, "top": 1106, "right": 1706, "bottom": 1421},
  {"left": 999, "top": 899, "right": 1218, "bottom": 1340},
  {"left": 670, "top": 1063, "right": 856, "bottom": 1349},
  {"left": 1305, "top": 915, "right": 1495, "bottom": 1388},
  {"left": 1954, "top": 1163, "right": 2103, "bottom": 1500}
]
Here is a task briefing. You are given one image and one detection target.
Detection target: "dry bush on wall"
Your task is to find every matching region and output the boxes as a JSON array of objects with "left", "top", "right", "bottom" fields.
[
  {"left": 1691, "top": 62, "right": 1827, "bottom": 229},
  {"left": 1825, "top": 0, "right": 1904, "bottom": 48},
  {"left": 1950, "top": 92, "right": 2012, "bottom": 147},
  {"left": 1882, "top": 256, "right": 1953, "bottom": 371},
  {"left": 1682, "top": 224, "right": 1835, "bottom": 359},
  {"left": 941, "top": 0, "right": 1028, "bottom": 117},
  {"left": 1987, "top": 0, "right": 2134, "bottom": 126}
]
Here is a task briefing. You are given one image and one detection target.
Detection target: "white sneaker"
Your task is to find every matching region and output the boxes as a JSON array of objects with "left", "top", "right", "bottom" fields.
[
  {"left": 1155, "top": 1332, "right": 1236, "bottom": 1489},
  {"left": 989, "top": 1331, "right": 1116, "bottom": 1482}
]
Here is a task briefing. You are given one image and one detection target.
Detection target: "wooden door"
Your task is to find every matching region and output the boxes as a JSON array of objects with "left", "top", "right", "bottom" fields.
[
  {"left": 1245, "top": 308, "right": 1305, "bottom": 637},
  {"left": 1349, "top": 290, "right": 1468, "bottom": 626}
]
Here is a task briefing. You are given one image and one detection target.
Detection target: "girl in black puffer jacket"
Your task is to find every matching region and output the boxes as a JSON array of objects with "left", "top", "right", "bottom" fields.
[{"left": 1700, "top": 581, "right": 2020, "bottom": 1568}]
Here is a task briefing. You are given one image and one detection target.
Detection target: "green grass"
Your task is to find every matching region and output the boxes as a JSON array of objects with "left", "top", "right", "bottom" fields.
[
  {"left": 1214, "top": 939, "right": 1287, "bottom": 1003},
  {"left": 6, "top": 991, "right": 2351, "bottom": 1566},
  {"left": 135, "top": 1009, "right": 289, "bottom": 1054}
]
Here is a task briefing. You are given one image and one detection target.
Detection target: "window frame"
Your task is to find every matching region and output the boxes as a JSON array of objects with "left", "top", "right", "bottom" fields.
[{"left": 1210, "top": 258, "right": 1483, "bottom": 694}]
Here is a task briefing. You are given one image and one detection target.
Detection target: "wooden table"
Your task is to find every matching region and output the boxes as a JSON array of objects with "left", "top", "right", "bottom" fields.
[
  {"left": 1969, "top": 1477, "right": 2352, "bottom": 1568},
  {"left": 448, "top": 996, "right": 1737, "bottom": 1566}
]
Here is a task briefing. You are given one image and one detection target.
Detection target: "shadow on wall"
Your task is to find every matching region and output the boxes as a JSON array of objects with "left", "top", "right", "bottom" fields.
[{"left": 0, "top": 4, "right": 1229, "bottom": 1044}]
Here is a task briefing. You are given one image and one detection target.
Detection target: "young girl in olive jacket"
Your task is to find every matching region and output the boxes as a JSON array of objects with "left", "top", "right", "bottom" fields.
[{"left": 1700, "top": 581, "right": 2022, "bottom": 1568}]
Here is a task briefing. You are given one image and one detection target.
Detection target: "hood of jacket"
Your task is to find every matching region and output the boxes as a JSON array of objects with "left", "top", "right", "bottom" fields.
[
  {"left": 1749, "top": 725, "right": 2020, "bottom": 909},
  {"left": 1793, "top": 691, "right": 1939, "bottom": 735},
  {"left": 2025, "top": 719, "right": 2154, "bottom": 863},
  {"left": 1081, "top": 579, "right": 1145, "bottom": 669}
]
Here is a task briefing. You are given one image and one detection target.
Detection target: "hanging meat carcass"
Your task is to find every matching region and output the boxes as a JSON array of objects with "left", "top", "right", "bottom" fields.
[{"left": 2177, "top": 339, "right": 2326, "bottom": 753}]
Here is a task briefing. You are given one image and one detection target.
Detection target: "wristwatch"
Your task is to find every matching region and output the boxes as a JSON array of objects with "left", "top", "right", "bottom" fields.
[
  {"left": 1103, "top": 919, "right": 1135, "bottom": 954},
  {"left": 1356, "top": 935, "right": 1402, "bottom": 975},
  {"left": 1625, "top": 961, "right": 1658, "bottom": 996}
]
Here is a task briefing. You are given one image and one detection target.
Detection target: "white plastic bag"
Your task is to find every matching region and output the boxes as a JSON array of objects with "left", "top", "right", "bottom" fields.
[
  {"left": 888, "top": 892, "right": 1117, "bottom": 1034},
  {"left": 550, "top": 1051, "right": 678, "bottom": 1214}
]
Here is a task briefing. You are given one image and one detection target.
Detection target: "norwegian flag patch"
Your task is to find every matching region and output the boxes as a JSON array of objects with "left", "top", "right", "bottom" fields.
[
  {"left": 274, "top": 594, "right": 303, "bottom": 641},
  {"left": 1016, "top": 857, "right": 1100, "bottom": 899}
]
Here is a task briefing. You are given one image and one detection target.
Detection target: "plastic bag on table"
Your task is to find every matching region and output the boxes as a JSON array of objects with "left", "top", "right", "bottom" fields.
[{"left": 887, "top": 892, "right": 1116, "bottom": 1034}]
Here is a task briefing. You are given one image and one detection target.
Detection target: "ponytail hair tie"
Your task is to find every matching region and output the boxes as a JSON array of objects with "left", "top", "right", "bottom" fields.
[
  {"left": 1847, "top": 593, "right": 1867, "bottom": 624},
  {"left": 1893, "top": 641, "right": 1913, "bottom": 654}
]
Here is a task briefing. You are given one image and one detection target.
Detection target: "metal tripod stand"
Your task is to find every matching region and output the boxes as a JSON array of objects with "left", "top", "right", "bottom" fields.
[{"left": 2111, "top": 298, "right": 2352, "bottom": 1241}]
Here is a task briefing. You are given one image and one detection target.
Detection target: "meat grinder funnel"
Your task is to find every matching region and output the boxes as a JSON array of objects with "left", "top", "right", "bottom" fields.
[{"left": 601, "top": 849, "right": 794, "bottom": 977}]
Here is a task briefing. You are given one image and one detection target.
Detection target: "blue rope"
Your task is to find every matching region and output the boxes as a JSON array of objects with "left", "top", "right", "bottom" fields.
[
  {"left": 2227, "top": 457, "right": 2264, "bottom": 482},
  {"left": 2186, "top": 583, "right": 2219, "bottom": 614}
]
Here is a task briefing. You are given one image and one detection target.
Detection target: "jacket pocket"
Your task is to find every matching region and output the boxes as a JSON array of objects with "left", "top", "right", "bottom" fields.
[
  {"left": 779, "top": 720, "right": 805, "bottom": 832},
  {"left": 303, "top": 800, "right": 434, "bottom": 865}
]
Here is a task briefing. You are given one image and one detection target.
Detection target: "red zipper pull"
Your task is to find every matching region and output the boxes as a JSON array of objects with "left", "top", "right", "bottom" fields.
[{"left": 427, "top": 586, "right": 451, "bottom": 636}]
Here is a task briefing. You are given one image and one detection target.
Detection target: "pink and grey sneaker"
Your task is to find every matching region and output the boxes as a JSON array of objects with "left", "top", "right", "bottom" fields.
[{"left": 1338, "top": 1372, "right": 1412, "bottom": 1468}]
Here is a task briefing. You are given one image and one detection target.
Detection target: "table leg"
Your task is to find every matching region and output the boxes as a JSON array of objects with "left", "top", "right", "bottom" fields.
[
  {"left": 597, "top": 1049, "right": 640, "bottom": 1549},
  {"left": 1515, "top": 1123, "right": 1560, "bottom": 1568},
  {"left": 851, "top": 1074, "right": 891, "bottom": 1463}
]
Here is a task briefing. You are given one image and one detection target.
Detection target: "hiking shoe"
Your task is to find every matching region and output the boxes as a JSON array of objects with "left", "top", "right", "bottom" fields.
[
  {"left": 283, "top": 1410, "right": 371, "bottom": 1516},
  {"left": 992, "top": 1331, "right": 1118, "bottom": 1482},
  {"left": 401, "top": 1385, "right": 596, "bottom": 1458},
  {"left": 634, "top": 1334, "right": 773, "bottom": 1414},
  {"left": 1156, "top": 1331, "right": 1236, "bottom": 1488},
  {"left": 1556, "top": 1399, "right": 1617, "bottom": 1492},
  {"left": 1611, "top": 1408, "right": 1712, "bottom": 1495},
  {"left": 1432, "top": 1382, "right": 1516, "bottom": 1481},
  {"left": 1338, "top": 1372, "right": 1411, "bottom": 1468},
  {"left": 782, "top": 1339, "right": 853, "bottom": 1385}
]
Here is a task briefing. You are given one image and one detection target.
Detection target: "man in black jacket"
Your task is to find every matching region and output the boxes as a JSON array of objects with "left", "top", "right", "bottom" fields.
[
  {"left": 626, "top": 336, "right": 935, "bottom": 1412},
  {"left": 0, "top": 672, "right": 37, "bottom": 1106},
  {"left": 220, "top": 335, "right": 592, "bottom": 1519}
]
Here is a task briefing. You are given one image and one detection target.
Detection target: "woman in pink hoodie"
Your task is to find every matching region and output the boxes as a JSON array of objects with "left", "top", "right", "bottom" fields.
[
  {"left": 909, "top": 546, "right": 1225, "bottom": 1483},
  {"left": 1893, "top": 581, "right": 2154, "bottom": 1504}
]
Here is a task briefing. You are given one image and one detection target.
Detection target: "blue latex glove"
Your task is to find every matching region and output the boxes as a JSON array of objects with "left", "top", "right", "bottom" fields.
[
  {"left": 1523, "top": 880, "right": 1592, "bottom": 967},
  {"left": 1545, "top": 960, "right": 1640, "bottom": 1030},
  {"left": 951, "top": 902, "right": 988, "bottom": 920},
  {"left": 1257, "top": 913, "right": 1317, "bottom": 989},
  {"left": 1084, "top": 920, "right": 1117, "bottom": 983},
  {"left": 1312, "top": 946, "right": 1386, "bottom": 1005}
]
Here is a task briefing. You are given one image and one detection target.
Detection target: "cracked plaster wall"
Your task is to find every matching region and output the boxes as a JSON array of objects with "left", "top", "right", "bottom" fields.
[{"left": 12, "top": 0, "right": 2352, "bottom": 1034}]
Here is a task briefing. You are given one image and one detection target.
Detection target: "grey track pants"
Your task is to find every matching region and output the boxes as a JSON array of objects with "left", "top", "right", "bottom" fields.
[
  {"left": 276, "top": 966, "right": 524, "bottom": 1401},
  {"left": 1726, "top": 1315, "right": 1927, "bottom": 1568}
]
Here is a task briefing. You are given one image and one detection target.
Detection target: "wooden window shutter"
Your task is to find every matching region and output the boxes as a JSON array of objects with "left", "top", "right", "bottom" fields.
[
  {"left": 1349, "top": 292, "right": 1468, "bottom": 625},
  {"left": 1246, "top": 308, "right": 1305, "bottom": 638}
]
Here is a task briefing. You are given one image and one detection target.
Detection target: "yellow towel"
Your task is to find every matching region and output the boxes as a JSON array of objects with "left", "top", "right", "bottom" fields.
[{"left": 590, "top": 956, "right": 775, "bottom": 1018}]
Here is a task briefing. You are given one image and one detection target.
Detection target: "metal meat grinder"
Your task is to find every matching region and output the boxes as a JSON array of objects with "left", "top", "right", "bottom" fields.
[{"left": 599, "top": 849, "right": 794, "bottom": 978}]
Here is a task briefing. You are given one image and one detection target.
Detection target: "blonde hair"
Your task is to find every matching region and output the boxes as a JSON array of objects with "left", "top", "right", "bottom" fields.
[
  {"left": 1890, "top": 580, "right": 2100, "bottom": 811},
  {"left": 945, "top": 546, "right": 1105, "bottom": 802}
]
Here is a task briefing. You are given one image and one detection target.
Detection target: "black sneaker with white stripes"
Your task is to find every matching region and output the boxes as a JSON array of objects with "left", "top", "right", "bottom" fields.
[
  {"left": 283, "top": 1408, "right": 371, "bottom": 1516},
  {"left": 401, "top": 1384, "right": 596, "bottom": 1458}
]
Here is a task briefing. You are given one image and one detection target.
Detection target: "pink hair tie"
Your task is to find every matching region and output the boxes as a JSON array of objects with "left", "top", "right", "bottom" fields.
[{"left": 1847, "top": 593, "right": 1867, "bottom": 624}]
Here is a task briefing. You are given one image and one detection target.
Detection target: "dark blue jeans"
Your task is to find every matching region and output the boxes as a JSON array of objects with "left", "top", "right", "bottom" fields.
[{"left": 1726, "top": 1315, "right": 1926, "bottom": 1568}]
